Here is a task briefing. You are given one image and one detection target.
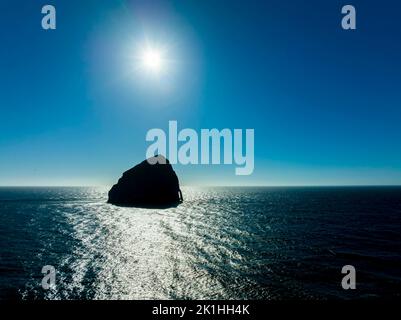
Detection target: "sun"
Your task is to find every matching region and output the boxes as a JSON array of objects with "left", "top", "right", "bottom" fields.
[
  {"left": 141, "top": 48, "right": 164, "bottom": 73},
  {"left": 130, "top": 40, "right": 171, "bottom": 78}
]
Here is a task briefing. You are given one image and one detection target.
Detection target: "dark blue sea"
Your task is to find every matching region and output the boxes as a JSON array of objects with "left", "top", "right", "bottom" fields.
[{"left": 0, "top": 186, "right": 400, "bottom": 300}]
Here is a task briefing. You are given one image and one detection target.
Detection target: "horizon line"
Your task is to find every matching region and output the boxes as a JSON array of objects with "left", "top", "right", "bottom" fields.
[{"left": 1, "top": 184, "right": 401, "bottom": 188}]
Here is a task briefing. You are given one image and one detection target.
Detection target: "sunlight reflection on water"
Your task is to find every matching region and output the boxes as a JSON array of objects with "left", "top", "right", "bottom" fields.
[
  {"left": 1, "top": 186, "right": 399, "bottom": 300},
  {"left": 48, "top": 187, "right": 233, "bottom": 299}
]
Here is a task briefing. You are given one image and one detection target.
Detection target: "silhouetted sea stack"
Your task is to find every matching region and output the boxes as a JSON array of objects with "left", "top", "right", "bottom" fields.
[{"left": 108, "top": 155, "right": 183, "bottom": 208}]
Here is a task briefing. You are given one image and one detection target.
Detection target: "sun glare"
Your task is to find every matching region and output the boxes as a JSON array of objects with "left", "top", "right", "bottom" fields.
[
  {"left": 130, "top": 40, "right": 173, "bottom": 80},
  {"left": 141, "top": 48, "right": 164, "bottom": 73}
]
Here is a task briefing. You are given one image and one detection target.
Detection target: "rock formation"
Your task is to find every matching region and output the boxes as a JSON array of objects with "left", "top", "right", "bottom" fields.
[{"left": 108, "top": 155, "right": 183, "bottom": 208}]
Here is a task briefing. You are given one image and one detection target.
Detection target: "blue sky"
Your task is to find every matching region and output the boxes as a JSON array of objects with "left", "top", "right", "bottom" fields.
[{"left": 1, "top": 0, "right": 401, "bottom": 186}]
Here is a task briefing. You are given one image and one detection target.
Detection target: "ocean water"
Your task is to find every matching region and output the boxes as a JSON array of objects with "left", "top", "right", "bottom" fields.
[{"left": 0, "top": 186, "right": 400, "bottom": 300}]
